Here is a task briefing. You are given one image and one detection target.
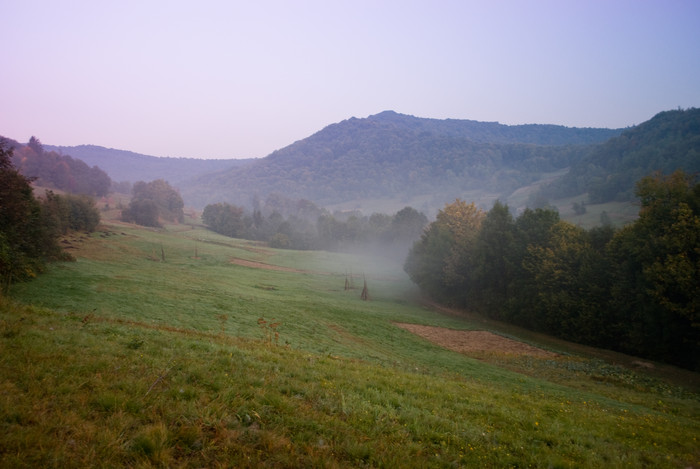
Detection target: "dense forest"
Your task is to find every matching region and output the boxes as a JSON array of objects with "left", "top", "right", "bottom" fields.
[
  {"left": 405, "top": 171, "right": 700, "bottom": 370},
  {"left": 0, "top": 139, "right": 100, "bottom": 291},
  {"left": 180, "top": 112, "right": 620, "bottom": 210},
  {"left": 3, "top": 136, "right": 112, "bottom": 197},
  {"left": 541, "top": 108, "right": 700, "bottom": 203},
  {"left": 364, "top": 110, "right": 623, "bottom": 145}
]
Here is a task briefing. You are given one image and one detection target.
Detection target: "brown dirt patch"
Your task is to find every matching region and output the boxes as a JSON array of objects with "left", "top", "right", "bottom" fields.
[
  {"left": 395, "top": 323, "right": 558, "bottom": 358},
  {"left": 230, "top": 257, "right": 311, "bottom": 273}
]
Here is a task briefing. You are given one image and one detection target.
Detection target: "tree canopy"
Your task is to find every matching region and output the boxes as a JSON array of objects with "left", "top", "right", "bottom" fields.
[
  {"left": 405, "top": 171, "right": 700, "bottom": 370},
  {"left": 121, "top": 179, "right": 184, "bottom": 227}
]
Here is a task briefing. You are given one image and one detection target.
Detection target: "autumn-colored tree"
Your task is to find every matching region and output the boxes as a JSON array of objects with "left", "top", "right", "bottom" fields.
[
  {"left": 12, "top": 137, "right": 111, "bottom": 196},
  {"left": 404, "top": 199, "right": 484, "bottom": 304}
]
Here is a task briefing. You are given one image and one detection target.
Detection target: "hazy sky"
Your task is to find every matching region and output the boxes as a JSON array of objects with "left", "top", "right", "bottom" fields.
[{"left": 2, "top": 1, "right": 699, "bottom": 159}]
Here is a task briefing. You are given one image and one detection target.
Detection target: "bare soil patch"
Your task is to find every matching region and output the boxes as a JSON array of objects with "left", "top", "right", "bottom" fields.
[
  {"left": 230, "top": 257, "right": 311, "bottom": 273},
  {"left": 395, "top": 323, "right": 558, "bottom": 358}
]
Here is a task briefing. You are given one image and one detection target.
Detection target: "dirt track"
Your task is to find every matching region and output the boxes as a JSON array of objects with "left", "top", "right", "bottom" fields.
[{"left": 395, "top": 323, "right": 558, "bottom": 358}]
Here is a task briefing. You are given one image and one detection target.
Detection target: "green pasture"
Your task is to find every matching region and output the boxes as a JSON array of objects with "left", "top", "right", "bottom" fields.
[{"left": 2, "top": 220, "right": 699, "bottom": 467}]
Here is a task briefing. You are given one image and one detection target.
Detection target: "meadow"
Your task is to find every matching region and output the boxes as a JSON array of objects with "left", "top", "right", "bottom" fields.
[{"left": 1, "top": 217, "right": 698, "bottom": 467}]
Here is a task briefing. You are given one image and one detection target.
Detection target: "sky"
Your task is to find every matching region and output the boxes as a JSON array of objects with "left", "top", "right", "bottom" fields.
[{"left": 2, "top": 1, "right": 699, "bottom": 159}]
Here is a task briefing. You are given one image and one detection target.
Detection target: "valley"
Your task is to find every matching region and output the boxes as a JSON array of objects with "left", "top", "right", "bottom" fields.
[{"left": 2, "top": 211, "right": 698, "bottom": 467}]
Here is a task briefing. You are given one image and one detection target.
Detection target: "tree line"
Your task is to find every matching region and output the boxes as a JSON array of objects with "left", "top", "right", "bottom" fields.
[
  {"left": 202, "top": 198, "right": 427, "bottom": 255},
  {"left": 405, "top": 171, "right": 700, "bottom": 370},
  {"left": 0, "top": 139, "right": 100, "bottom": 292}
]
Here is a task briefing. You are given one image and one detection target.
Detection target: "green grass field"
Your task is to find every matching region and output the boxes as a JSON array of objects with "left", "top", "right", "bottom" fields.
[{"left": 2, "top": 219, "right": 698, "bottom": 467}]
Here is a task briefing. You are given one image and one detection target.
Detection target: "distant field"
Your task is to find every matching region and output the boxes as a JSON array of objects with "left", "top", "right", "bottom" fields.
[
  {"left": 2, "top": 218, "right": 698, "bottom": 467},
  {"left": 553, "top": 196, "right": 639, "bottom": 228}
]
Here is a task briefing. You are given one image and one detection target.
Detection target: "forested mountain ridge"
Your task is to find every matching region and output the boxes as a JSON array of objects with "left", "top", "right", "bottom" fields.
[
  {"left": 368, "top": 110, "right": 623, "bottom": 145},
  {"left": 541, "top": 108, "right": 700, "bottom": 203},
  {"left": 42, "top": 144, "right": 255, "bottom": 185},
  {"left": 180, "top": 112, "right": 622, "bottom": 210}
]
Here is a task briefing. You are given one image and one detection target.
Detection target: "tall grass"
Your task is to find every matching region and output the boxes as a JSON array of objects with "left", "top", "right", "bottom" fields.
[{"left": 3, "top": 220, "right": 699, "bottom": 467}]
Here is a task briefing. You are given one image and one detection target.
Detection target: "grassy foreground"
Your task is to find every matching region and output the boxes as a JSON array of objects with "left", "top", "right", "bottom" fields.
[{"left": 2, "top": 220, "right": 699, "bottom": 468}]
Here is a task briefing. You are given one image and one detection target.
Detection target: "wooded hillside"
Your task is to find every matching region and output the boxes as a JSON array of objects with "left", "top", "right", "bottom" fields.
[
  {"left": 42, "top": 144, "right": 254, "bottom": 185},
  {"left": 542, "top": 108, "right": 700, "bottom": 203},
  {"left": 179, "top": 112, "right": 621, "bottom": 210}
]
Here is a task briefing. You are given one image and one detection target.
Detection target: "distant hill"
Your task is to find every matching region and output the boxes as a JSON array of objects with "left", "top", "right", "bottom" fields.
[
  {"left": 541, "top": 108, "right": 700, "bottom": 202},
  {"left": 2, "top": 136, "right": 112, "bottom": 197},
  {"left": 42, "top": 144, "right": 255, "bottom": 185},
  {"left": 179, "top": 111, "right": 622, "bottom": 211}
]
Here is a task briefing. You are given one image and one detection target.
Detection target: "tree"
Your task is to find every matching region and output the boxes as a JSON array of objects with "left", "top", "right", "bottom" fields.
[
  {"left": 202, "top": 203, "right": 247, "bottom": 238},
  {"left": 490, "top": 207, "right": 559, "bottom": 325},
  {"left": 122, "top": 199, "right": 160, "bottom": 227},
  {"left": 404, "top": 220, "right": 454, "bottom": 299},
  {"left": 473, "top": 201, "right": 516, "bottom": 316},
  {"left": 27, "top": 136, "right": 43, "bottom": 155},
  {"left": 0, "top": 139, "right": 62, "bottom": 292},
  {"left": 123, "top": 179, "right": 184, "bottom": 226},
  {"left": 40, "top": 192, "right": 100, "bottom": 235},
  {"left": 386, "top": 207, "right": 428, "bottom": 243},
  {"left": 404, "top": 199, "right": 484, "bottom": 304},
  {"left": 520, "top": 221, "right": 606, "bottom": 340},
  {"left": 608, "top": 171, "right": 700, "bottom": 368}
]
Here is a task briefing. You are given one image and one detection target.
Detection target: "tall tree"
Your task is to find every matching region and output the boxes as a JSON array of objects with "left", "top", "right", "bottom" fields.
[
  {"left": 404, "top": 199, "right": 484, "bottom": 304},
  {"left": 0, "top": 139, "right": 61, "bottom": 291},
  {"left": 503, "top": 207, "right": 561, "bottom": 326},
  {"left": 608, "top": 171, "right": 700, "bottom": 368},
  {"left": 473, "top": 201, "right": 516, "bottom": 316},
  {"left": 521, "top": 221, "right": 605, "bottom": 339}
]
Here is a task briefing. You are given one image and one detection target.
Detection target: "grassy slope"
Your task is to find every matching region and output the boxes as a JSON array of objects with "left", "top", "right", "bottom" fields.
[{"left": 2, "top": 219, "right": 698, "bottom": 468}]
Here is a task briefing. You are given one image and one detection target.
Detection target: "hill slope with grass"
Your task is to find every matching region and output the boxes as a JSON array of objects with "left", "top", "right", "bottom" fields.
[{"left": 2, "top": 213, "right": 699, "bottom": 467}]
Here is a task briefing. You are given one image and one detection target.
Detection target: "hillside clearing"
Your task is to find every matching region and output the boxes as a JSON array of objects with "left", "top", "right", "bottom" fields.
[{"left": 395, "top": 323, "right": 559, "bottom": 358}]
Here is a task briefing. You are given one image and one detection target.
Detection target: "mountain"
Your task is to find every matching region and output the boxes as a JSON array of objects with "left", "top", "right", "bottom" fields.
[
  {"left": 541, "top": 108, "right": 700, "bottom": 203},
  {"left": 179, "top": 111, "right": 622, "bottom": 211},
  {"left": 42, "top": 144, "right": 255, "bottom": 185}
]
